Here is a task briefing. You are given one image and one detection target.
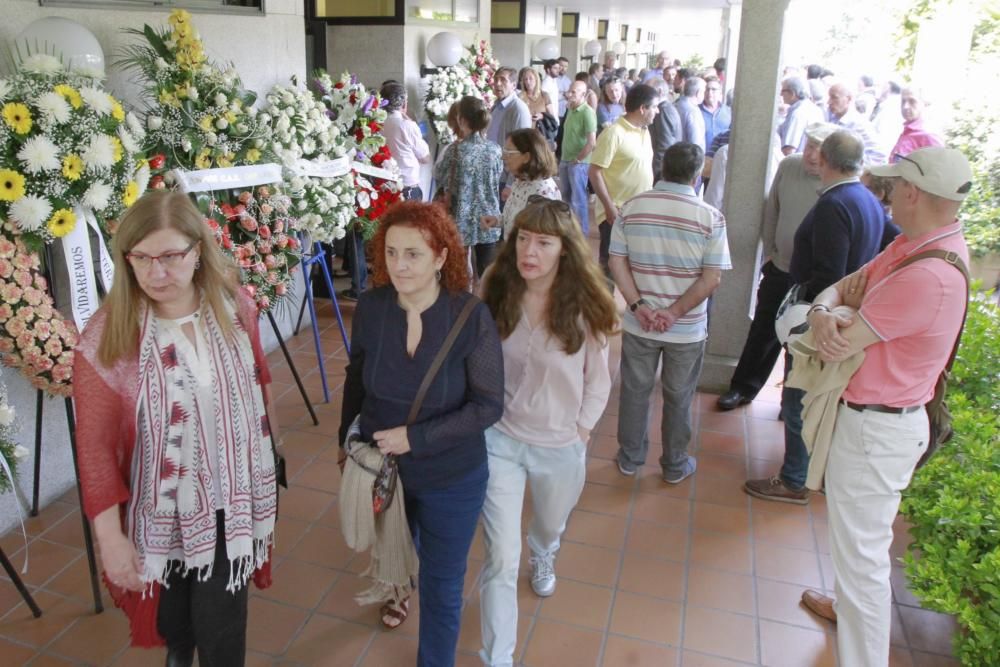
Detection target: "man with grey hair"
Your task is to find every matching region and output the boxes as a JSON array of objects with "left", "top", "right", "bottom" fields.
[
  {"left": 826, "top": 82, "right": 885, "bottom": 165},
  {"left": 642, "top": 50, "right": 672, "bottom": 82},
  {"left": 778, "top": 76, "right": 825, "bottom": 155},
  {"left": 890, "top": 84, "right": 943, "bottom": 160},
  {"left": 648, "top": 77, "right": 683, "bottom": 181},
  {"left": 744, "top": 129, "right": 893, "bottom": 504},
  {"left": 675, "top": 77, "right": 707, "bottom": 151}
]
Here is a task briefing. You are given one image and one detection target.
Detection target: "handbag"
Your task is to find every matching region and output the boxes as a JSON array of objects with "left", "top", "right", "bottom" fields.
[
  {"left": 535, "top": 111, "right": 559, "bottom": 142},
  {"left": 355, "top": 296, "right": 480, "bottom": 515}
]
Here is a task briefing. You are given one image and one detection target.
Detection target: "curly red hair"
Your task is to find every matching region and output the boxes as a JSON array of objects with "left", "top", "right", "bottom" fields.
[{"left": 370, "top": 201, "right": 470, "bottom": 292}]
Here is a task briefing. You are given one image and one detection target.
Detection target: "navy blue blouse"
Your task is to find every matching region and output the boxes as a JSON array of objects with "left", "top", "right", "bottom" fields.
[{"left": 339, "top": 286, "right": 504, "bottom": 492}]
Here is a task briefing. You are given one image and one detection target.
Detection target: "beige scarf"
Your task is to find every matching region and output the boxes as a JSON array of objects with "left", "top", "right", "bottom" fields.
[{"left": 339, "top": 417, "right": 419, "bottom": 605}]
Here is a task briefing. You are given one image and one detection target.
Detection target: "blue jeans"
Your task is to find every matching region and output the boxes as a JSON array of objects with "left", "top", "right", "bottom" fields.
[
  {"left": 405, "top": 461, "right": 488, "bottom": 667},
  {"left": 559, "top": 161, "right": 590, "bottom": 235},
  {"left": 616, "top": 332, "right": 705, "bottom": 475},
  {"left": 779, "top": 351, "right": 809, "bottom": 489}
]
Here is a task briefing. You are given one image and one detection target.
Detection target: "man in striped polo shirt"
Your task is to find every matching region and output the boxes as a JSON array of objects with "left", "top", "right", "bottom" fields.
[{"left": 608, "top": 142, "right": 732, "bottom": 482}]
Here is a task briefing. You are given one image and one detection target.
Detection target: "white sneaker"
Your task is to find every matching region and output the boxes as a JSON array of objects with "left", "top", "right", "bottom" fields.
[{"left": 529, "top": 553, "right": 556, "bottom": 597}]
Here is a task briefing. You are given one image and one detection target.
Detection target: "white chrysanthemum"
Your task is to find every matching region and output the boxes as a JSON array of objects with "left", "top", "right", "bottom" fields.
[
  {"left": 135, "top": 163, "right": 151, "bottom": 195},
  {"left": 82, "top": 181, "right": 112, "bottom": 211},
  {"left": 118, "top": 127, "right": 139, "bottom": 153},
  {"left": 8, "top": 194, "right": 52, "bottom": 232},
  {"left": 126, "top": 112, "right": 145, "bottom": 139},
  {"left": 0, "top": 79, "right": 11, "bottom": 104},
  {"left": 35, "top": 91, "right": 71, "bottom": 124},
  {"left": 20, "top": 54, "right": 63, "bottom": 74},
  {"left": 17, "top": 135, "right": 60, "bottom": 174},
  {"left": 80, "top": 86, "right": 113, "bottom": 115},
  {"left": 82, "top": 134, "right": 115, "bottom": 170}
]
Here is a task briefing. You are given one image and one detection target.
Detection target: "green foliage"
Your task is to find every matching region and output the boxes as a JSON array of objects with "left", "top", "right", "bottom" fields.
[
  {"left": 682, "top": 54, "right": 705, "bottom": 71},
  {"left": 901, "top": 290, "right": 1000, "bottom": 665}
]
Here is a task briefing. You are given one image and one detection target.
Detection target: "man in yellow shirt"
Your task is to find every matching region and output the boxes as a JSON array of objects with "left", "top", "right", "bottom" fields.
[{"left": 589, "top": 83, "right": 659, "bottom": 275}]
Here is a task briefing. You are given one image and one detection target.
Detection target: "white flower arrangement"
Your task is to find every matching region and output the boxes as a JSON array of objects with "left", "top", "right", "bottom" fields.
[
  {"left": 260, "top": 80, "right": 354, "bottom": 244},
  {"left": 0, "top": 366, "right": 27, "bottom": 494},
  {"left": 422, "top": 39, "right": 498, "bottom": 145}
]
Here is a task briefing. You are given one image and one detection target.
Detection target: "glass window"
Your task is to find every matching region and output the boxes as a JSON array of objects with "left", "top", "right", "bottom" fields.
[
  {"left": 40, "top": 0, "right": 263, "bottom": 13},
  {"left": 408, "top": 0, "right": 478, "bottom": 23}
]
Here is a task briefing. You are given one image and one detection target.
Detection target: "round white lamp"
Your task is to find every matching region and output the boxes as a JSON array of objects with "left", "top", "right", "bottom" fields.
[
  {"left": 532, "top": 37, "right": 560, "bottom": 62},
  {"left": 14, "top": 17, "right": 105, "bottom": 77},
  {"left": 583, "top": 40, "right": 602, "bottom": 58},
  {"left": 425, "top": 32, "right": 464, "bottom": 73},
  {"left": 612, "top": 41, "right": 627, "bottom": 56}
]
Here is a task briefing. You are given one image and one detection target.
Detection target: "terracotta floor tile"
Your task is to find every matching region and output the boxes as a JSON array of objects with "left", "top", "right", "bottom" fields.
[
  {"left": 456, "top": 594, "right": 532, "bottom": 658},
  {"left": 910, "top": 650, "right": 961, "bottom": 666},
  {"left": 47, "top": 604, "right": 131, "bottom": 665},
  {"left": 751, "top": 511, "right": 815, "bottom": 551},
  {"left": 686, "top": 567, "right": 755, "bottom": 615},
  {"left": 595, "top": 415, "right": 619, "bottom": 437},
  {"left": 14, "top": 539, "right": 80, "bottom": 589},
  {"left": 683, "top": 606, "right": 756, "bottom": 663},
  {"left": 698, "top": 412, "right": 746, "bottom": 436},
  {"left": 688, "top": 531, "right": 752, "bottom": 574},
  {"left": 681, "top": 649, "right": 755, "bottom": 665},
  {"left": 0, "top": 590, "right": 89, "bottom": 648},
  {"left": 521, "top": 618, "right": 603, "bottom": 667},
  {"left": 288, "top": 524, "right": 356, "bottom": 570},
  {"left": 554, "top": 542, "right": 620, "bottom": 587},
  {"left": 316, "top": 572, "right": 384, "bottom": 627},
  {"left": 625, "top": 521, "right": 688, "bottom": 562},
  {"left": 272, "top": 516, "right": 313, "bottom": 559},
  {"left": 746, "top": 400, "right": 782, "bottom": 421},
  {"left": 575, "top": 482, "right": 634, "bottom": 517},
  {"left": 585, "top": 457, "right": 637, "bottom": 489},
  {"left": 693, "top": 475, "right": 750, "bottom": 508},
  {"left": 691, "top": 502, "right": 750, "bottom": 536},
  {"left": 602, "top": 634, "right": 678, "bottom": 666},
  {"left": 259, "top": 558, "right": 338, "bottom": 609},
  {"left": 23, "top": 502, "right": 77, "bottom": 538},
  {"left": 636, "top": 466, "right": 696, "bottom": 498},
  {"left": 813, "top": 520, "right": 831, "bottom": 554},
  {"left": 589, "top": 434, "right": 621, "bottom": 460},
  {"left": 0, "top": 637, "right": 39, "bottom": 665},
  {"left": 609, "top": 591, "right": 682, "bottom": 645},
  {"left": 38, "top": 553, "right": 105, "bottom": 604},
  {"left": 358, "top": 631, "right": 418, "bottom": 666},
  {"left": 754, "top": 543, "right": 824, "bottom": 588},
  {"left": 890, "top": 647, "right": 916, "bottom": 667},
  {"left": 28, "top": 653, "right": 78, "bottom": 666},
  {"left": 282, "top": 612, "right": 375, "bottom": 666},
  {"left": 617, "top": 554, "right": 685, "bottom": 601},
  {"left": 277, "top": 486, "right": 336, "bottom": 523},
  {"left": 564, "top": 510, "right": 628, "bottom": 550},
  {"left": 698, "top": 430, "right": 746, "bottom": 457},
  {"left": 111, "top": 646, "right": 167, "bottom": 666},
  {"left": 630, "top": 493, "right": 690, "bottom": 527},
  {"left": 746, "top": 438, "right": 787, "bottom": 464},
  {"left": 748, "top": 495, "right": 813, "bottom": 519},
  {"left": 755, "top": 578, "right": 833, "bottom": 633},
  {"left": 891, "top": 566, "right": 922, "bottom": 607},
  {"left": 694, "top": 452, "right": 747, "bottom": 480},
  {"left": 245, "top": 596, "right": 310, "bottom": 655},
  {"left": 892, "top": 604, "right": 910, "bottom": 647},
  {"left": 759, "top": 619, "right": 837, "bottom": 667},
  {"left": 292, "top": 459, "right": 342, "bottom": 494},
  {"left": 538, "top": 578, "right": 613, "bottom": 629},
  {"left": 898, "top": 606, "right": 958, "bottom": 656},
  {"left": 809, "top": 496, "right": 829, "bottom": 521}
]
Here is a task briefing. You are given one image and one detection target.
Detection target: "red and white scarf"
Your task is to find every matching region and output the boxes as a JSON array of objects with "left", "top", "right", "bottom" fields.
[{"left": 129, "top": 296, "right": 276, "bottom": 592}]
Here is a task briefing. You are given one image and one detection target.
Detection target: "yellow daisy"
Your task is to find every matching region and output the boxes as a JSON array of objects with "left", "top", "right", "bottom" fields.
[
  {"left": 47, "top": 208, "right": 76, "bottom": 238},
  {"left": 2, "top": 102, "right": 32, "bottom": 134},
  {"left": 224, "top": 110, "right": 238, "bottom": 124},
  {"left": 0, "top": 169, "right": 26, "bottom": 202},
  {"left": 122, "top": 181, "right": 139, "bottom": 208},
  {"left": 199, "top": 115, "right": 214, "bottom": 131},
  {"left": 194, "top": 150, "right": 212, "bottom": 169},
  {"left": 110, "top": 136, "right": 123, "bottom": 163},
  {"left": 62, "top": 154, "right": 83, "bottom": 181},
  {"left": 110, "top": 99, "right": 125, "bottom": 122},
  {"left": 53, "top": 85, "right": 82, "bottom": 109},
  {"left": 246, "top": 148, "right": 261, "bottom": 164}
]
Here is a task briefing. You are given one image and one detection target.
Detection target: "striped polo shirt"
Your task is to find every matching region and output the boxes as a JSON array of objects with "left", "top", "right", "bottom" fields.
[{"left": 610, "top": 181, "right": 732, "bottom": 343}]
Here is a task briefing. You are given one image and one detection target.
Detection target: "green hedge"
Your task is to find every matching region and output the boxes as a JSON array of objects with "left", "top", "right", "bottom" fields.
[{"left": 900, "top": 287, "right": 1000, "bottom": 666}]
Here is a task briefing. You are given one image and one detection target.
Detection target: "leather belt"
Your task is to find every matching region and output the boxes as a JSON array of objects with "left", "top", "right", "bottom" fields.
[{"left": 841, "top": 400, "right": 922, "bottom": 415}]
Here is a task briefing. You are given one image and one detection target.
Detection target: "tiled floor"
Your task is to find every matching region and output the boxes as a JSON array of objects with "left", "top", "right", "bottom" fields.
[{"left": 1, "top": 269, "right": 961, "bottom": 666}]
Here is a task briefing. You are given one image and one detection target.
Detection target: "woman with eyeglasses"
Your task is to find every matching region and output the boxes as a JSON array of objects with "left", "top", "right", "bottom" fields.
[
  {"left": 597, "top": 77, "right": 626, "bottom": 132},
  {"left": 482, "top": 128, "right": 562, "bottom": 238},
  {"left": 73, "top": 191, "right": 278, "bottom": 666},
  {"left": 477, "top": 197, "right": 619, "bottom": 667}
]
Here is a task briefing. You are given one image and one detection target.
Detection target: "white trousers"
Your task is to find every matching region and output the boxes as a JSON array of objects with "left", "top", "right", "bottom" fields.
[
  {"left": 826, "top": 404, "right": 928, "bottom": 667},
  {"left": 479, "top": 427, "right": 587, "bottom": 667}
]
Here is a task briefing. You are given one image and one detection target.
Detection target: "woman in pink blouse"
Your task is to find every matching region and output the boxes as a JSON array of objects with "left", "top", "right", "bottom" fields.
[{"left": 478, "top": 197, "right": 619, "bottom": 667}]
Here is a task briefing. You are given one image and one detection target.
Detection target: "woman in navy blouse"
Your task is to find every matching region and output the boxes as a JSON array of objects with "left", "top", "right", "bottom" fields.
[{"left": 339, "top": 201, "right": 504, "bottom": 666}]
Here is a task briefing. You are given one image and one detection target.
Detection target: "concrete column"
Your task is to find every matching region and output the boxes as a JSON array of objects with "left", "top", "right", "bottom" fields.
[{"left": 701, "top": 0, "right": 790, "bottom": 391}]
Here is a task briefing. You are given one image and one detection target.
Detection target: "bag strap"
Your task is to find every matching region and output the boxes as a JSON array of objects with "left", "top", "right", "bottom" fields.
[
  {"left": 406, "top": 296, "right": 479, "bottom": 425},
  {"left": 888, "top": 248, "right": 970, "bottom": 376}
]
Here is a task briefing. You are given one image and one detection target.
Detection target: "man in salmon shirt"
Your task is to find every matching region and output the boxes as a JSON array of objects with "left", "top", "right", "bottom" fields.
[{"left": 797, "top": 146, "right": 973, "bottom": 666}]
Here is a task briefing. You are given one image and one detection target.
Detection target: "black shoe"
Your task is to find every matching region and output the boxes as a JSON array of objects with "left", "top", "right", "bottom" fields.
[
  {"left": 717, "top": 389, "right": 752, "bottom": 411},
  {"left": 166, "top": 646, "right": 195, "bottom": 667},
  {"left": 338, "top": 288, "right": 359, "bottom": 302}
]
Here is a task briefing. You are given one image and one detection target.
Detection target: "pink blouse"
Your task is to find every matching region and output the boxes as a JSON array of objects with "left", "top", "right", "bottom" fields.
[{"left": 495, "top": 312, "right": 611, "bottom": 448}]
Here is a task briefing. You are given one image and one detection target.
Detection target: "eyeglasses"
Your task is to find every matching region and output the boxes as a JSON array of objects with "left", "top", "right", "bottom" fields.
[
  {"left": 126, "top": 241, "right": 198, "bottom": 271},
  {"left": 894, "top": 153, "right": 925, "bottom": 176}
]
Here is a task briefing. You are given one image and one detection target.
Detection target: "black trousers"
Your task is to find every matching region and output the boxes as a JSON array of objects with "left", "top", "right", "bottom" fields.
[
  {"left": 470, "top": 242, "right": 498, "bottom": 279},
  {"left": 728, "top": 261, "right": 795, "bottom": 398},
  {"left": 598, "top": 220, "right": 612, "bottom": 266},
  {"left": 157, "top": 512, "right": 249, "bottom": 667}
]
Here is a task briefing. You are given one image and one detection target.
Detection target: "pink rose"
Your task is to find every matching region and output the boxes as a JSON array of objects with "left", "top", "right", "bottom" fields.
[
  {"left": 43, "top": 337, "right": 62, "bottom": 356},
  {"left": 22, "top": 287, "right": 43, "bottom": 306},
  {"left": 0, "top": 240, "right": 15, "bottom": 258},
  {"left": 258, "top": 225, "right": 271, "bottom": 240},
  {"left": 6, "top": 318, "right": 26, "bottom": 337},
  {"left": 239, "top": 258, "right": 251, "bottom": 268},
  {"left": 240, "top": 217, "right": 258, "bottom": 233},
  {"left": 1, "top": 284, "right": 23, "bottom": 304},
  {"left": 266, "top": 271, "right": 279, "bottom": 285},
  {"left": 264, "top": 255, "right": 277, "bottom": 269},
  {"left": 33, "top": 355, "right": 54, "bottom": 372},
  {"left": 257, "top": 186, "right": 271, "bottom": 199},
  {"left": 33, "top": 321, "right": 52, "bottom": 340},
  {"left": 257, "top": 295, "right": 270, "bottom": 310},
  {"left": 258, "top": 241, "right": 272, "bottom": 254},
  {"left": 17, "top": 332, "right": 36, "bottom": 351},
  {"left": 274, "top": 220, "right": 284, "bottom": 233},
  {"left": 238, "top": 191, "right": 253, "bottom": 204},
  {"left": 13, "top": 255, "right": 33, "bottom": 271},
  {"left": 260, "top": 204, "right": 273, "bottom": 216},
  {"left": 13, "top": 270, "right": 31, "bottom": 288},
  {"left": 52, "top": 364, "right": 73, "bottom": 382},
  {"left": 34, "top": 275, "right": 47, "bottom": 291},
  {"left": 275, "top": 283, "right": 287, "bottom": 296},
  {"left": 0, "top": 259, "right": 13, "bottom": 278},
  {"left": 274, "top": 234, "right": 288, "bottom": 249},
  {"left": 17, "top": 306, "right": 35, "bottom": 323},
  {"left": 253, "top": 262, "right": 267, "bottom": 275},
  {"left": 58, "top": 351, "right": 73, "bottom": 366}
]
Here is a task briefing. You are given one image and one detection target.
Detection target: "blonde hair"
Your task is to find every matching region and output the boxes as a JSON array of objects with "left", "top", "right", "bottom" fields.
[{"left": 97, "top": 190, "right": 239, "bottom": 366}]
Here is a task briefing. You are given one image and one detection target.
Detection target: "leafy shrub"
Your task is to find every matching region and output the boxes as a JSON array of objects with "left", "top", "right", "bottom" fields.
[{"left": 901, "top": 289, "right": 1000, "bottom": 666}]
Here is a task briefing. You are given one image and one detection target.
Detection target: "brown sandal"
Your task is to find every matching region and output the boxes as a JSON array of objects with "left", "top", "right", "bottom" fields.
[{"left": 380, "top": 597, "right": 409, "bottom": 630}]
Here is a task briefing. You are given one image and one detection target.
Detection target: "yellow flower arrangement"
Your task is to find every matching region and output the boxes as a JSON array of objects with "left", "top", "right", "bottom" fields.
[
  {"left": 122, "top": 181, "right": 139, "bottom": 208},
  {"left": 111, "top": 99, "right": 125, "bottom": 122},
  {"left": 53, "top": 84, "right": 82, "bottom": 109},
  {"left": 61, "top": 154, "right": 83, "bottom": 181},
  {"left": 110, "top": 136, "right": 123, "bottom": 163},
  {"left": 194, "top": 149, "right": 212, "bottom": 169},
  {"left": 46, "top": 208, "right": 76, "bottom": 238},
  {"left": 2, "top": 102, "right": 32, "bottom": 134},
  {"left": 245, "top": 148, "right": 261, "bottom": 163},
  {"left": 0, "top": 169, "right": 26, "bottom": 202},
  {"left": 198, "top": 115, "right": 214, "bottom": 131}
]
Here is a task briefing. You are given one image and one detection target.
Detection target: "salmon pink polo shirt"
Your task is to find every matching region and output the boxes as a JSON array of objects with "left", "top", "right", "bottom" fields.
[{"left": 843, "top": 221, "right": 968, "bottom": 407}]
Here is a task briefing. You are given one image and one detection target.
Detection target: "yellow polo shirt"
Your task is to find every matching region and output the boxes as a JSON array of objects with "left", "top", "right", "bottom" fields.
[{"left": 590, "top": 116, "right": 653, "bottom": 223}]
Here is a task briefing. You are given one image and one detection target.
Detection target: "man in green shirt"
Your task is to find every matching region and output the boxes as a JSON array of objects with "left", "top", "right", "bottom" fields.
[{"left": 559, "top": 80, "right": 598, "bottom": 234}]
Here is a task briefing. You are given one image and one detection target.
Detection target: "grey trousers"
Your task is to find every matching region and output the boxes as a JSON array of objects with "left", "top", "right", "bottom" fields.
[{"left": 616, "top": 332, "right": 705, "bottom": 475}]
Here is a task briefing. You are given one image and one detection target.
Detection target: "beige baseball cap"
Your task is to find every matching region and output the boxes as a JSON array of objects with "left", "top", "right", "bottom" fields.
[
  {"left": 869, "top": 147, "right": 974, "bottom": 201},
  {"left": 803, "top": 122, "right": 839, "bottom": 145}
]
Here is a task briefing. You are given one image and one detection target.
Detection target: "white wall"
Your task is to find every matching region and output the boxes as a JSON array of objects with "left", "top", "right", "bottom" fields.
[{"left": 0, "top": 0, "right": 309, "bottom": 533}]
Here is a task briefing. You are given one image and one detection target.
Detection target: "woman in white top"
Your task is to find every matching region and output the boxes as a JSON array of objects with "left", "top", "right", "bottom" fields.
[
  {"left": 478, "top": 197, "right": 619, "bottom": 667},
  {"left": 483, "top": 128, "right": 561, "bottom": 239}
]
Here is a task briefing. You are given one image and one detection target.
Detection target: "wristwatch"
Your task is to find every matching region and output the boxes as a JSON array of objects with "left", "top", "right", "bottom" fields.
[{"left": 629, "top": 298, "right": 648, "bottom": 312}]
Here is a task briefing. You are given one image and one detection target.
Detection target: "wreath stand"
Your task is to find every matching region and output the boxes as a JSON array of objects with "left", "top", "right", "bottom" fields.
[
  {"left": 26, "top": 243, "right": 104, "bottom": 614},
  {"left": 292, "top": 237, "right": 351, "bottom": 404},
  {"left": 264, "top": 306, "right": 319, "bottom": 426},
  {"left": 0, "top": 547, "right": 41, "bottom": 618}
]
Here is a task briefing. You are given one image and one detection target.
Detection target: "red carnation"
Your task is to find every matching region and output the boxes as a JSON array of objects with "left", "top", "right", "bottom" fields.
[{"left": 149, "top": 154, "right": 166, "bottom": 170}]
